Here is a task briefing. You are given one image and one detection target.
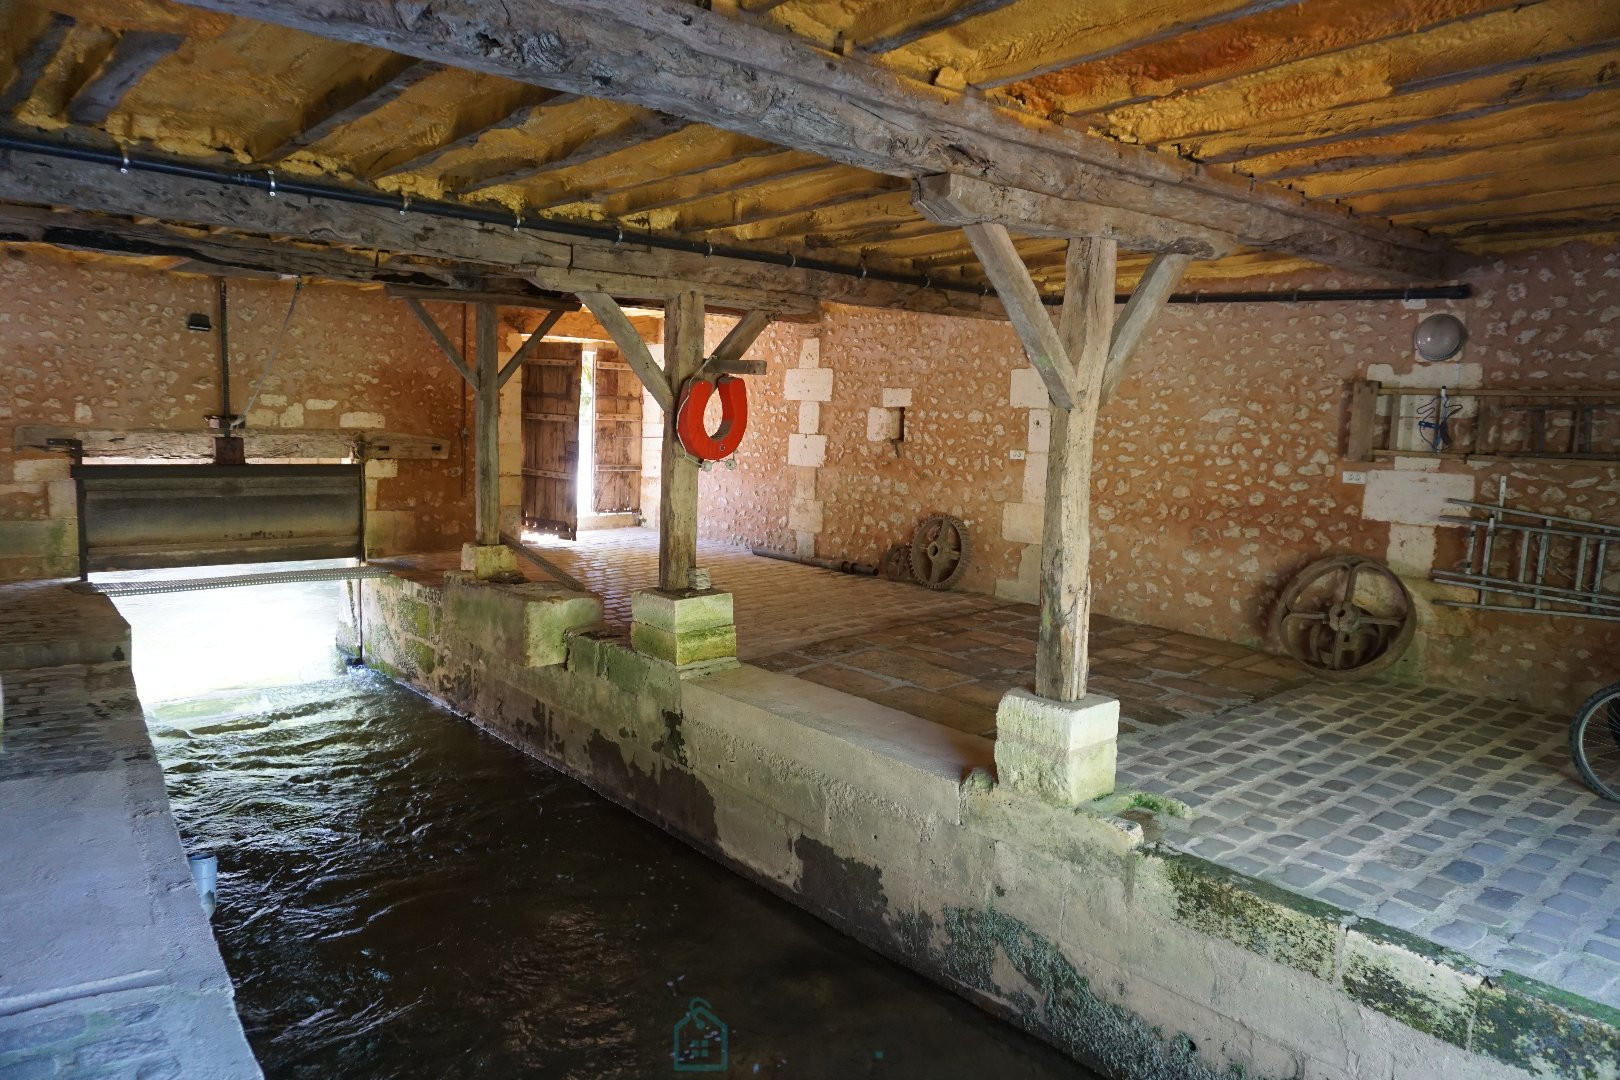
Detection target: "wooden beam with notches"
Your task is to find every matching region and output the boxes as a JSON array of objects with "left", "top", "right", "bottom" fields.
[{"left": 171, "top": 0, "right": 1457, "bottom": 280}]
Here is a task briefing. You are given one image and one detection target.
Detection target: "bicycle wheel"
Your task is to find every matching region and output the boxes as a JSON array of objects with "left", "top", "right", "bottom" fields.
[{"left": 1571, "top": 682, "right": 1620, "bottom": 802}]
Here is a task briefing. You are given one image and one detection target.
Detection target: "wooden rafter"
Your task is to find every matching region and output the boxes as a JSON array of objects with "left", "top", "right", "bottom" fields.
[
  {"left": 66, "top": 30, "right": 182, "bottom": 126},
  {"left": 700, "top": 310, "right": 771, "bottom": 376},
  {"left": 855, "top": 0, "right": 1022, "bottom": 55},
  {"left": 525, "top": 142, "right": 781, "bottom": 213},
  {"left": 498, "top": 307, "right": 569, "bottom": 388},
  {"left": 455, "top": 112, "right": 689, "bottom": 194},
  {"left": 689, "top": 186, "right": 909, "bottom": 238},
  {"left": 0, "top": 13, "right": 76, "bottom": 114},
  {"left": 262, "top": 57, "right": 440, "bottom": 161},
  {"left": 172, "top": 0, "right": 1452, "bottom": 280},
  {"left": 370, "top": 90, "right": 562, "bottom": 179},
  {"left": 402, "top": 297, "right": 477, "bottom": 387},
  {"left": 619, "top": 160, "right": 833, "bottom": 220},
  {"left": 577, "top": 291, "right": 675, "bottom": 413},
  {"left": 1100, "top": 252, "right": 1190, "bottom": 405}
]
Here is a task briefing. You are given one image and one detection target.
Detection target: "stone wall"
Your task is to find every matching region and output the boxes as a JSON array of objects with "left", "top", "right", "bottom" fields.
[
  {"left": 352, "top": 570, "right": 1620, "bottom": 1080},
  {"left": 0, "top": 248, "right": 473, "bottom": 580},
  {"left": 698, "top": 243, "right": 1620, "bottom": 712}
]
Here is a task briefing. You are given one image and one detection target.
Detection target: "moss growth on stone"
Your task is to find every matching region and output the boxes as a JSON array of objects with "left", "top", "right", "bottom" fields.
[
  {"left": 940, "top": 906, "right": 1267, "bottom": 1080},
  {"left": 1472, "top": 972, "right": 1620, "bottom": 1079},
  {"left": 1155, "top": 851, "right": 1341, "bottom": 980}
]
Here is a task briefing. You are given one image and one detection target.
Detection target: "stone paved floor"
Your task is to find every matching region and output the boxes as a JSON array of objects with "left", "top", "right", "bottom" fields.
[{"left": 1121, "top": 681, "right": 1620, "bottom": 1008}]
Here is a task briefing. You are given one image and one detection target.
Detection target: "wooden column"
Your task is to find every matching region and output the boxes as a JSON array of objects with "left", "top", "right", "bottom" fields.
[
  {"left": 660, "top": 289, "right": 705, "bottom": 591},
  {"left": 474, "top": 301, "right": 501, "bottom": 547},
  {"left": 1038, "top": 237, "right": 1117, "bottom": 702}
]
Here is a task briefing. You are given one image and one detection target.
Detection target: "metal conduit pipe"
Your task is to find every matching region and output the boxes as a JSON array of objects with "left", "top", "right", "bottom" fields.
[{"left": 0, "top": 132, "right": 1471, "bottom": 307}]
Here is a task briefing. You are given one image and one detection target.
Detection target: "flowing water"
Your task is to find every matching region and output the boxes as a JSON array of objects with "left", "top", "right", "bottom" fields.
[{"left": 117, "top": 579, "right": 1099, "bottom": 1080}]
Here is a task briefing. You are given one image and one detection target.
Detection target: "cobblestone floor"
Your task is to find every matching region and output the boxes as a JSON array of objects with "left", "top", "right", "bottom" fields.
[{"left": 1121, "top": 681, "right": 1620, "bottom": 1009}]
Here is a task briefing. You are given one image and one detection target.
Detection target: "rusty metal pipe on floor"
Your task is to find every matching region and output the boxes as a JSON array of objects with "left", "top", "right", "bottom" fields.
[{"left": 749, "top": 546, "right": 876, "bottom": 576}]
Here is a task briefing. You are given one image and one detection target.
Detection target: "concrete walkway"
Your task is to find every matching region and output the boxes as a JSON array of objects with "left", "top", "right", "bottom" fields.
[{"left": 0, "top": 582, "right": 260, "bottom": 1079}]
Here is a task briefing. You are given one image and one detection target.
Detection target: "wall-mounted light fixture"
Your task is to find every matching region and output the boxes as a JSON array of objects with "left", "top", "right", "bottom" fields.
[{"left": 1414, "top": 312, "right": 1466, "bottom": 362}]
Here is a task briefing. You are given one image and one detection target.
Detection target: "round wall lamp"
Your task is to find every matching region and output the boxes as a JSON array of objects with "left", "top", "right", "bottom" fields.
[{"left": 1414, "top": 313, "right": 1466, "bottom": 362}]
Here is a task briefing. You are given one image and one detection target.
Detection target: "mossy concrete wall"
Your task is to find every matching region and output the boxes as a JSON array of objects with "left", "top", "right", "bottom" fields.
[{"left": 350, "top": 570, "right": 1620, "bottom": 1080}]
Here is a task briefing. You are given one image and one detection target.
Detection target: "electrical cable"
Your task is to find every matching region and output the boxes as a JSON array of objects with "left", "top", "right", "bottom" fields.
[{"left": 1416, "top": 387, "right": 1463, "bottom": 452}]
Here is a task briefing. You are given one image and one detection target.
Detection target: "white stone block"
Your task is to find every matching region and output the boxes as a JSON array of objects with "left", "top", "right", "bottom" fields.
[
  {"left": 1009, "top": 367, "right": 1048, "bottom": 409},
  {"left": 881, "top": 387, "right": 912, "bottom": 408},
  {"left": 1001, "top": 500, "right": 1044, "bottom": 545},
  {"left": 306, "top": 398, "right": 337, "bottom": 411},
  {"left": 867, "top": 407, "right": 902, "bottom": 442},
  {"left": 278, "top": 403, "right": 305, "bottom": 428},
  {"left": 783, "top": 367, "right": 833, "bottom": 402},
  {"left": 1021, "top": 453, "right": 1049, "bottom": 504},
  {"left": 793, "top": 467, "right": 817, "bottom": 500},
  {"left": 787, "top": 433, "right": 827, "bottom": 467},
  {"left": 1027, "top": 408, "right": 1051, "bottom": 453},
  {"left": 797, "top": 400, "right": 820, "bottom": 434},
  {"left": 341, "top": 411, "right": 386, "bottom": 429},
  {"left": 795, "top": 531, "right": 816, "bottom": 558},
  {"left": 788, "top": 497, "right": 823, "bottom": 533},
  {"left": 1362, "top": 470, "right": 1473, "bottom": 526},
  {"left": 1385, "top": 523, "right": 1437, "bottom": 576},
  {"left": 365, "top": 458, "right": 398, "bottom": 479},
  {"left": 13, "top": 457, "right": 69, "bottom": 483},
  {"left": 994, "top": 688, "right": 1119, "bottom": 806},
  {"left": 798, "top": 337, "right": 821, "bottom": 368}
]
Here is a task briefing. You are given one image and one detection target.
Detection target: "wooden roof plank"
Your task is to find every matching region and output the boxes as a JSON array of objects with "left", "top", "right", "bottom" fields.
[
  {"left": 170, "top": 0, "right": 1452, "bottom": 280},
  {"left": 0, "top": 12, "right": 76, "bottom": 115},
  {"left": 66, "top": 30, "right": 184, "bottom": 127},
  {"left": 369, "top": 90, "right": 563, "bottom": 179},
  {"left": 455, "top": 112, "right": 690, "bottom": 194}
]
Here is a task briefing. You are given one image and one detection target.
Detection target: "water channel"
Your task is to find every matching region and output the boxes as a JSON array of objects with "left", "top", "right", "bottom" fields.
[{"left": 112, "top": 575, "right": 1099, "bottom": 1079}]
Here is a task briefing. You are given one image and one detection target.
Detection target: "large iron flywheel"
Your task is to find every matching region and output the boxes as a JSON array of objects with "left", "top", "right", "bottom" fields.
[
  {"left": 1271, "top": 554, "right": 1416, "bottom": 679},
  {"left": 909, "top": 514, "right": 970, "bottom": 590}
]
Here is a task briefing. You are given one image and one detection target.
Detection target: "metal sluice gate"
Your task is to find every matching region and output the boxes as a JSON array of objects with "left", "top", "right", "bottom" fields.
[
  {"left": 1433, "top": 485, "right": 1620, "bottom": 622},
  {"left": 91, "top": 565, "right": 395, "bottom": 597}
]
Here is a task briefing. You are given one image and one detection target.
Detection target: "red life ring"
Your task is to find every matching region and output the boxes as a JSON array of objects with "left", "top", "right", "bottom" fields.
[{"left": 675, "top": 375, "right": 749, "bottom": 461}]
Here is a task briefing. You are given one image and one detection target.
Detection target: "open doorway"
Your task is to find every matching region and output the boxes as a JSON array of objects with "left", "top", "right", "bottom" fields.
[{"left": 518, "top": 340, "right": 642, "bottom": 541}]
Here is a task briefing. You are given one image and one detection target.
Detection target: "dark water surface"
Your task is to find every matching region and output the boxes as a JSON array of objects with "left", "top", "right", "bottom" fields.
[{"left": 148, "top": 670, "right": 1098, "bottom": 1080}]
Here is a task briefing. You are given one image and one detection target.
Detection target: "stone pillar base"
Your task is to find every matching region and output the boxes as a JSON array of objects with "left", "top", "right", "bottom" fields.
[
  {"left": 630, "top": 587, "right": 737, "bottom": 672},
  {"left": 993, "top": 687, "right": 1119, "bottom": 806},
  {"left": 461, "top": 542, "right": 520, "bottom": 580},
  {"left": 443, "top": 572, "right": 602, "bottom": 668}
]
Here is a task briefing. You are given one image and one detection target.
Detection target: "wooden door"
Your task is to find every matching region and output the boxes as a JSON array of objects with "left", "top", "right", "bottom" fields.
[
  {"left": 521, "top": 341, "right": 583, "bottom": 539},
  {"left": 593, "top": 346, "right": 643, "bottom": 514}
]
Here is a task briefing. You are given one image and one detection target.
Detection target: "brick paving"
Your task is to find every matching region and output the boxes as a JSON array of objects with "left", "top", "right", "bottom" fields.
[
  {"left": 754, "top": 607, "right": 1309, "bottom": 738},
  {"left": 526, "top": 527, "right": 1003, "bottom": 659},
  {"left": 1120, "top": 682, "right": 1620, "bottom": 1008}
]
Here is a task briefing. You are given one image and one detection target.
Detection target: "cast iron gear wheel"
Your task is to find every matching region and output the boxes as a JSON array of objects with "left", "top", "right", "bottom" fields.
[
  {"left": 880, "top": 543, "right": 915, "bottom": 582},
  {"left": 1270, "top": 554, "right": 1415, "bottom": 680},
  {"left": 909, "top": 514, "right": 970, "bottom": 590}
]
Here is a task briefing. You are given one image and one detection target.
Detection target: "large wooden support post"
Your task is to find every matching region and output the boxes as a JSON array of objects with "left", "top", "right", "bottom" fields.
[
  {"left": 660, "top": 289, "right": 704, "bottom": 592},
  {"left": 474, "top": 302, "right": 501, "bottom": 548},
  {"left": 1038, "top": 237, "right": 1117, "bottom": 702}
]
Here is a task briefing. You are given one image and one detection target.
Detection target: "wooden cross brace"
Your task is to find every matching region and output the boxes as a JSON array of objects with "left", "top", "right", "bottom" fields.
[{"left": 915, "top": 174, "right": 1218, "bottom": 703}]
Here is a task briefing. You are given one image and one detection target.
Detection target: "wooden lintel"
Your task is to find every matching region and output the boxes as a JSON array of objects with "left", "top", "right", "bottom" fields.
[
  {"left": 961, "top": 222, "right": 1076, "bottom": 410},
  {"left": 173, "top": 0, "right": 1455, "bottom": 278},
  {"left": 915, "top": 174, "right": 1237, "bottom": 258},
  {"left": 577, "top": 291, "right": 674, "bottom": 413},
  {"left": 1100, "top": 251, "right": 1193, "bottom": 405},
  {"left": 66, "top": 31, "right": 183, "bottom": 127},
  {"left": 401, "top": 296, "right": 476, "bottom": 388},
  {"left": 385, "top": 283, "right": 580, "bottom": 311},
  {"left": 497, "top": 307, "right": 568, "bottom": 388},
  {"left": 15, "top": 424, "right": 450, "bottom": 460}
]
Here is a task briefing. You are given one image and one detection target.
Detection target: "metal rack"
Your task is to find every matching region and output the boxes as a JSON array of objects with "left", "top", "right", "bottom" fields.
[{"left": 1433, "top": 482, "right": 1620, "bottom": 622}]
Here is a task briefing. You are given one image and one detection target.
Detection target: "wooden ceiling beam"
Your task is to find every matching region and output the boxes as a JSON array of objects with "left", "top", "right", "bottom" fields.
[
  {"left": 0, "top": 13, "right": 76, "bottom": 115},
  {"left": 171, "top": 0, "right": 1450, "bottom": 280},
  {"left": 618, "top": 160, "right": 833, "bottom": 220},
  {"left": 385, "top": 284, "right": 582, "bottom": 310},
  {"left": 369, "top": 89, "right": 563, "bottom": 179},
  {"left": 262, "top": 57, "right": 441, "bottom": 161},
  {"left": 915, "top": 173, "right": 1238, "bottom": 257},
  {"left": 454, "top": 112, "right": 689, "bottom": 194},
  {"left": 0, "top": 146, "right": 1010, "bottom": 317},
  {"left": 65, "top": 30, "right": 183, "bottom": 127},
  {"left": 1346, "top": 160, "right": 1620, "bottom": 217},
  {"left": 1299, "top": 129, "right": 1620, "bottom": 202},
  {"left": 1389, "top": 182, "right": 1620, "bottom": 229},
  {"left": 686, "top": 184, "right": 909, "bottom": 238}
]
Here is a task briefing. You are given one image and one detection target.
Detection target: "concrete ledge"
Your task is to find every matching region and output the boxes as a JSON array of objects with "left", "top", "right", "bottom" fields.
[
  {"left": 683, "top": 664, "right": 993, "bottom": 822},
  {"left": 442, "top": 572, "right": 602, "bottom": 669},
  {"left": 459, "top": 542, "right": 519, "bottom": 579},
  {"left": 993, "top": 688, "right": 1118, "bottom": 806}
]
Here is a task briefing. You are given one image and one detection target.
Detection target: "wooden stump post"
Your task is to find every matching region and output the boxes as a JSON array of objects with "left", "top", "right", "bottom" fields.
[
  {"left": 474, "top": 301, "right": 501, "bottom": 548},
  {"left": 659, "top": 289, "right": 705, "bottom": 592}
]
